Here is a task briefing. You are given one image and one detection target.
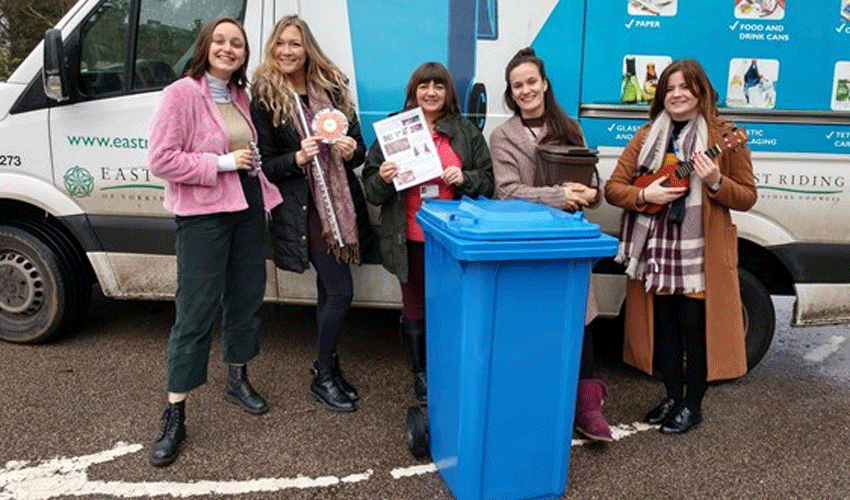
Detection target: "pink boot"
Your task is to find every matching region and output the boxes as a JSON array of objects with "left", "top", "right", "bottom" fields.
[{"left": 575, "top": 379, "right": 613, "bottom": 442}]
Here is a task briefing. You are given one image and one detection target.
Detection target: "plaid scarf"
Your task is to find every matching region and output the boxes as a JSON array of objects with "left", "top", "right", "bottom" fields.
[
  {"left": 292, "top": 86, "right": 360, "bottom": 264},
  {"left": 615, "top": 111, "right": 706, "bottom": 294}
]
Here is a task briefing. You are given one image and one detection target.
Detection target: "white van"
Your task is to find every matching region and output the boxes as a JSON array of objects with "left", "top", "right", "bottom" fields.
[{"left": 1, "top": 0, "right": 848, "bottom": 373}]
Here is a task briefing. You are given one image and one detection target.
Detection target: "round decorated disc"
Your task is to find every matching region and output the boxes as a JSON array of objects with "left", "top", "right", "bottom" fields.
[{"left": 312, "top": 108, "right": 349, "bottom": 143}]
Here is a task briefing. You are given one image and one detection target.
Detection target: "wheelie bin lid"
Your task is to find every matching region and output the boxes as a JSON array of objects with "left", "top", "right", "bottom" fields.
[{"left": 416, "top": 197, "right": 619, "bottom": 261}]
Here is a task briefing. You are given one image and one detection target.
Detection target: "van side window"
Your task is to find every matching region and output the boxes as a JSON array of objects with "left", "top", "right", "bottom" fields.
[
  {"left": 133, "top": 0, "right": 247, "bottom": 90},
  {"left": 78, "top": 0, "right": 130, "bottom": 96}
]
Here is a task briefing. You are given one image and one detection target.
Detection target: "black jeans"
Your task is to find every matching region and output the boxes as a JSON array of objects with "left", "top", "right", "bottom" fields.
[
  {"left": 167, "top": 203, "right": 266, "bottom": 393},
  {"left": 653, "top": 294, "right": 707, "bottom": 411}
]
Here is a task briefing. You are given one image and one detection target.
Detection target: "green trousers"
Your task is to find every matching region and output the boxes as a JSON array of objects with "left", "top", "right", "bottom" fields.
[{"left": 166, "top": 201, "right": 266, "bottom": 393}]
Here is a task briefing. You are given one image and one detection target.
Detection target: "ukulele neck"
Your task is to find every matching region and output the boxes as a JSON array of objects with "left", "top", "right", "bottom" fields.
[{"left": 674, "top": 145, "right": 720, "bottom": 179}]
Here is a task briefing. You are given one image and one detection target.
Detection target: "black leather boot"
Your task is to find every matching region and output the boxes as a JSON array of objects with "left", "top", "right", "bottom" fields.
[
  {"left": 149, "top": 401, "right": 186, "bottom": 467},
  {"left": 224, "top": 364, "right": 268, "bottom": 414},
  {"left": 402, "top": 317, "right": 427, "bottom": 404},
  {"left": 310, "top": 355, "right": 359, "bottom": 402},
  {"left": 334, "top": 355, "right": 359, "bottom": 402},
  {"left": 310, "top": 363, "right": 356, "bottom": 412}
]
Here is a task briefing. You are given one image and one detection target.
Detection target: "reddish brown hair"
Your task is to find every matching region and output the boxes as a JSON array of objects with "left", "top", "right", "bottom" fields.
[{"left": 648, "top": 59, "right": 719, "bottom": 125}]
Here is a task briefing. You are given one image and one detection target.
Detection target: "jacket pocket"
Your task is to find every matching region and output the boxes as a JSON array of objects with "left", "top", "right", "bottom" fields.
[
  {"left": 190, "top": 178, "right": 229, "bottom": 209},
  {"left": 724, "top": 224, "right": 739, "bottom": 268}
]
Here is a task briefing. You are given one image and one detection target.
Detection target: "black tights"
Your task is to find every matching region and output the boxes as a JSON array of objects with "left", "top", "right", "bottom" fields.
[
  {"left": 310, "top": 248, "right": 353, "bottom": 370},
  {"left": 653, "top": 294, "right": 707, "bottom": 412}
]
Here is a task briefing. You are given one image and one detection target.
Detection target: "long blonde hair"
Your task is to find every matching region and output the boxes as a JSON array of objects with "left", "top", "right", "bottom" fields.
[{"left": 252, "top": 15, "right": 354, "bottom": 127}]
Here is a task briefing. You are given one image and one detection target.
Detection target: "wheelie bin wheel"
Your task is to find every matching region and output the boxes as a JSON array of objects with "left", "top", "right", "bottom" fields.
[{"left": 405, "top": 405, "right": 430, "bottom": 460}]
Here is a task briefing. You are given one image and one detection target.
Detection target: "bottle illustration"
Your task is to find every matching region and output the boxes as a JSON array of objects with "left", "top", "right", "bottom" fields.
[
  {"left": 621, "top": 56, "right": 645, "bottom": 104},
  {"left": 643, "top": 62, "right": 658, "bottom": 102},
  {"left": 743, "top": 59, "right": 760, "bottom": 104},
  {"left": 838, "top": 79, "right": 850, "bottom": 102}
]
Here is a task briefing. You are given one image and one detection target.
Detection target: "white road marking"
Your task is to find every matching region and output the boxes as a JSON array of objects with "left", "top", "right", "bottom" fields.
[
  {"left": 390, "top": 422, "right": 657, "bottom": 478},
  {"left": 573, "top": 421, "right": 657, "bottom": 446},
  {"left": 0, "top": 442, "right": 372, "bottom": 500},
  {"left": 1, "top": 422, "right": 655, "bottom": 498},
  {"left": 803, "top": 336, "right": 846, "bottom": 363},
  {"left": 390, "top": 463, "right": 438, "bottom": 479}
]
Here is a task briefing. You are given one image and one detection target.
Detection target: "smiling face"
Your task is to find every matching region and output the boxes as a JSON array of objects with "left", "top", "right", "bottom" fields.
[
  {"left": 273, "top": 25, "right": 307, "bottom": 81},
  {"left": 416, "top": 80, "right": 447, "bottom": 120},
  {"left": 664, "top": 70, "right": 700, "bottom": 121},
  {"left": 509, "top": 62, "right": 548, "bottom": 119},
  {"left": 206, "top": 22, "right": 246, "bottom": 81}
]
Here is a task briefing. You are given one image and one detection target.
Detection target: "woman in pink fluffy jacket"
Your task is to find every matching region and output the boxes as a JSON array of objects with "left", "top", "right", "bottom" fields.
[{"left": 146, "top": 17, "right": 281, "bottom": 467}]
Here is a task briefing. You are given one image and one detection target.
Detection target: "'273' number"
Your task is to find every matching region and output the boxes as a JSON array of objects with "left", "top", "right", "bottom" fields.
[{"left": 0, "top": 155, "right": 22, "bottom": 167}]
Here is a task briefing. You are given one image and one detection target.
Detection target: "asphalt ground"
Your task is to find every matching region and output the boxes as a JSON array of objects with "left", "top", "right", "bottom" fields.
[{"left": 1, "top": 293, "right": 849, "bottom": 499}]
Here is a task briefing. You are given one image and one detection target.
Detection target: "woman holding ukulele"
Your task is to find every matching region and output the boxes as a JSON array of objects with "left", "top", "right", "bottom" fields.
[{"left": 604, "top": 59, "right": 756, "bottom": 434}]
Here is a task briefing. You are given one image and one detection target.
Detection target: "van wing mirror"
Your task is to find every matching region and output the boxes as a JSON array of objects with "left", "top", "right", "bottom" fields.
[{"left": 43, "top": 28, "right": 69, "bottom": 102}]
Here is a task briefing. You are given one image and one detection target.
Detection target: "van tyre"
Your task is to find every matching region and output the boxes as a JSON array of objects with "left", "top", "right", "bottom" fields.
[
  {"left": 739, "top": 267, "right": 774, "bottom": 372},
  {"left": 0, "top": 225, "right": 69, "bottom": 343},
  {"left": 11, "top": 220, "right": 92, "bottom": 331}
]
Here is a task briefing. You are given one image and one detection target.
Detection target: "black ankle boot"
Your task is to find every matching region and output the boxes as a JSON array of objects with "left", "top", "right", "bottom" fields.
[
  {"left": 312, "top": 355, "right": 359, "bottom": 402},
  {"left": 310, "top": 363, "right": 356, "bottom": 412},
  {"left": 402, "top": 317, "right": 427, "bottom": 404},
  {"left": 224, "top": 364, "right": 268, "bottom": 414},
  {"left": 311, "top": 359, "right": 359, "bottom": 402},
  {"left": 150, "top": 401, "right": 186, "bottom": 467}
]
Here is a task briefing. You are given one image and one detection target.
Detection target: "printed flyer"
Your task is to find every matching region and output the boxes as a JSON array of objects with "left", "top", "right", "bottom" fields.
[{"left": 372, "top": 107, "right": 442, "bottom": 191}]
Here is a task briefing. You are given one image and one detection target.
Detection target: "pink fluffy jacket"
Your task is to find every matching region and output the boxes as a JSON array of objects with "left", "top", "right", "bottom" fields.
[{"left": 148, "top": 75, "right": 282, "bottom": 216}]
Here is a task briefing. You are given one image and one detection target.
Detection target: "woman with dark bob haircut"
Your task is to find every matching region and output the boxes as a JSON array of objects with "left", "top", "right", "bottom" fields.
[
  {"left": 147, "top": 17, "right": 282, "bottom": 467},
  {"left": 362, "top": 62, "right": 494, "bottom": 403}
]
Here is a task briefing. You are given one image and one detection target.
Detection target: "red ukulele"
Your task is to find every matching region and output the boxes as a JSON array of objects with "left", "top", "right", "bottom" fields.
[{"left": 632, "top": 127, "right": 749, "bottom": 214}]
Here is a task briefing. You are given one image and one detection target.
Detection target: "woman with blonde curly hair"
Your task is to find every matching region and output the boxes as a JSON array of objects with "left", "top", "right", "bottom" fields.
[{"left": 251, "top": 15, "right": 371, "bottom": 412}]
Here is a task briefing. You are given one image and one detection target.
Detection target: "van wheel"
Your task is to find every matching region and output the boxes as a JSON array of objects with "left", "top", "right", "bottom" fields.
[
  {"left": 740, "top": 267, "right": 774, "bottom": 371},
  {"left": 11, "top": 219, "right": 92, "bottom": 330},
  {"left": 0, "top": 225, "right": 68, "bottom": 343}
]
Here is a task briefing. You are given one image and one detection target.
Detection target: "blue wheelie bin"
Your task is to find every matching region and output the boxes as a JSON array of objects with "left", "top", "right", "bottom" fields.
[{"left": 414, "top": 197, "right": 618, "bottom": 500}]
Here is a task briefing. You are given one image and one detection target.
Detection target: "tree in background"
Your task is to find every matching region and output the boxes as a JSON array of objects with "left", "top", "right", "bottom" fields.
[{"left": 0, "top": 0, "right": 76, "bottom": 81}]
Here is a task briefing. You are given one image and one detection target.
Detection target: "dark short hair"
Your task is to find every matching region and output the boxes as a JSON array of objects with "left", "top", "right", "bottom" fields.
[
  {"left": 403, "top": 62, "right": 461, "bottom": 117},
  {"left": 186, "top": 17, "right": 250, "bottom": 88}
]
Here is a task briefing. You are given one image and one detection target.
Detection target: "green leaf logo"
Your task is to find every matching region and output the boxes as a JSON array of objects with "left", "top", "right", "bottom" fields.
[{"left": 63, "top": 166, "right": 95, "bottom": 198}]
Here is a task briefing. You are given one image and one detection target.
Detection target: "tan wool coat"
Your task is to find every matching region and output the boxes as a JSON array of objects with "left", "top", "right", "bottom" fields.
[{"left": 604, "top": 120, "right": 757, "bottom": 380}]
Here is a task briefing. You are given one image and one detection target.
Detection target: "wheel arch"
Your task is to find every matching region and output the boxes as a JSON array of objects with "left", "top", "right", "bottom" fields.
[
  {"left": 738, "top": 237, "right": 794, "bottom": 296},
  {"left": 0, "top": 173, "right": 85, "bottom": 217},
  {"left": 0, "top": 198, "right": 96, "bottom": 284}
]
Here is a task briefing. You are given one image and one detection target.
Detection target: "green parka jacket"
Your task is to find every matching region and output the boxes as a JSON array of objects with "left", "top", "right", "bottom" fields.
[{"left": 362, "top": 114, "right": 494, "bottom": 282}]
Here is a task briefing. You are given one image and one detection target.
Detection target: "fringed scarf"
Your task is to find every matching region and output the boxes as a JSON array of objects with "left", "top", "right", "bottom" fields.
[
  {"left": 291, "top": 86, "right": 360, "bottom": 264},
  {"left": 615, "top": 111, "right": 706, "bottom": 294}
]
